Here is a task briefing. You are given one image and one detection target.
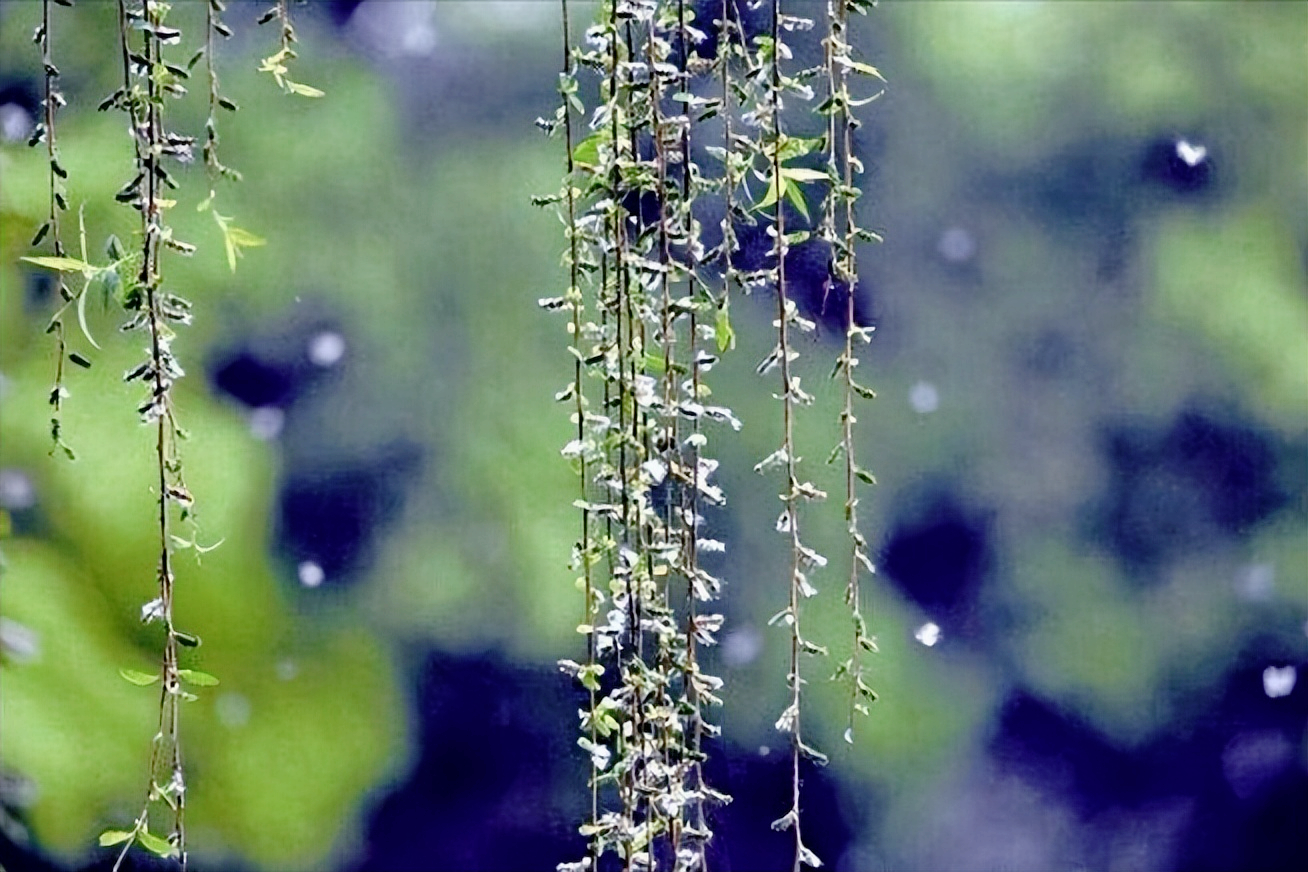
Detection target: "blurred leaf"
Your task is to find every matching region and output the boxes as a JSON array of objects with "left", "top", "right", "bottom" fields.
[
  {"left": 118, "top": 668, "right": 159, "bottom": 686},
  {"left": 212, "top": 211, "right": 266, "bottom": 272},
  {"left": 20, "top": 256, "right": 91, "bottom": 273},
  {"left": 136, "top": 830, "right": 176, "bottom": 858},
  {"left": 286, "top": 80, "right": 324, "bottom": 98},
  {"left": 571, "top": 131, "right": 607, "bottom": 169},
  {"left": 715, "top": 305, "right": 735, "bottom": 352},
  {"left": 845, "top": 59, "right": 885, "bottom": 80},
  {"left": 97, "top": 829, "right": 134, "bottom": 847},
  {"left": 776, "top": 135, "right": 822, "bottom": 163}
]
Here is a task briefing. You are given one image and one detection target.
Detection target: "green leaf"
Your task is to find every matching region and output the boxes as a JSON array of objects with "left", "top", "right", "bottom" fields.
[
  {"left": 780, "top": 167, "right": 828, "bottom": 183},
  {"left": 715, "top": 305, "right": 735, "bottom": 352},
  {"left": 848, "top": 60, "right": 885, "bottom": 81},
  {"left": 286, "top": 80, "right": 324, "bottom": 98},
  {"left": 594, "top": 712, "right": 619, "bottom": 737},
  {"left": 20, "top": 255, "right": 91, "bottom": 274},
  {"left": 578, "top": 664, "right": 604, "bottom": 692},
  {"left": 571, "top": 131, "right": 607, "bottom": 170},
  {"left": 98, "top": 830, "right": 135, "bottom": 847},
  {"left": 754, "top": 173, "right": 782, "bottom": 214},
  {"left": 214, "top": 212, "right": 266, "bottom": 272},
  {"left": 178, "top": 669, "right": 219, "bottom": 686},
  {"left": 75, "top": 286, "right": 101, "bottom": 350},
  {"left": 783, "top": 180, "right": 810, "bottom": 221},
  {"left": 119, "top": 668, "right": 159, "bottom": 686},
  {"left": 136, "top": 830, "right": 177, "bottom": 858},
  {"left": 224, "top": 226, "right": 266, "bottom": 247},
  {"left": 776, "top": 135, "right": 823, "bottom": 163}
]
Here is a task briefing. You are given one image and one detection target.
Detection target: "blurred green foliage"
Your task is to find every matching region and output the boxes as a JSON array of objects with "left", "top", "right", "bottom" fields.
[{"left": 0, "top": 9, "right": 410, "bottom": 868}]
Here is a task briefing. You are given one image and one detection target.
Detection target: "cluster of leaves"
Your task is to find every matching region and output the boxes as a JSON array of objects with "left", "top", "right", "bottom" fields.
[
  {"left": 256, "top": 0, "right": 324, "bottom": 99},
  {"left": 541, "top": 1, "right": 884, "bottom": 870}
]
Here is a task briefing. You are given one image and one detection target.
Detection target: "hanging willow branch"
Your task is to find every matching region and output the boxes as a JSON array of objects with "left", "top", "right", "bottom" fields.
[
  {"left": 201, "top": 0, "right": 267, "bottom": 273},
  {"left": 748, "top": 4, "right": 832, "bottom": 870},
  {"left": 257, "top": 0, "right": 324, "bottom": 98},
  {"left": 94, "top": 2, "right": 208, "bottom": 867},
  {"left": 553, "top": 0, "right": 602, "bottom": 865},
  {"left": 17, "top": 1, "right": 320, "bottom": 866},
  {"left": 201, "top": 0, "right": 241, "bottom": 185},
  {"left": 542, "top": 1, "right": 735, "bottom": 869},
  {"left": 29, "top": 0, "right": 78, "bottom": 461},
  {"left": 821, "top": 0, "right": 883, "bottom": 746}
]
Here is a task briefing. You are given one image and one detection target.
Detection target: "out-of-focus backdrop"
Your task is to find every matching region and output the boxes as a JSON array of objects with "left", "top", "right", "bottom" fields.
[{"left": 1, "top": 1, "right": 1304, "bottom": 870}]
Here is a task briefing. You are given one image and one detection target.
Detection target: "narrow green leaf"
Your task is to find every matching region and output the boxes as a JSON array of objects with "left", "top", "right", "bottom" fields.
[
  {"left": 119, "top": 668, "right": 159, "bottom": 686},
  {"left": 136, "top": 830, "right": 177, "bottom": 858},
  {"left": 286, "top": 80, "right": 324, "bottom": 98},
  {"left": 20, "top": 255, "right": 91, "bottom": 273},
  {"left": 780, "top": 167, "right": 828, "bottom": 183},
  {"left": 783, "top": 180, "right": 810, "bottom": 221},
  {"left": 178, "top": 669, "right": 219, "bottom": 686},
  {"left": 755, "top": 173, "right": 782, "bottom": 214},
  {"left": 98, "top": 830, "right": 134, "bottom": 847},
  {"left": 848, "top": 60, "right": 885, "bottom": 81},
  {"left": 224, "top": 226, "right": 266, "bottom": 247},
  {"left": 76, "top": 287, "right": 101, "bottom": 350}
]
